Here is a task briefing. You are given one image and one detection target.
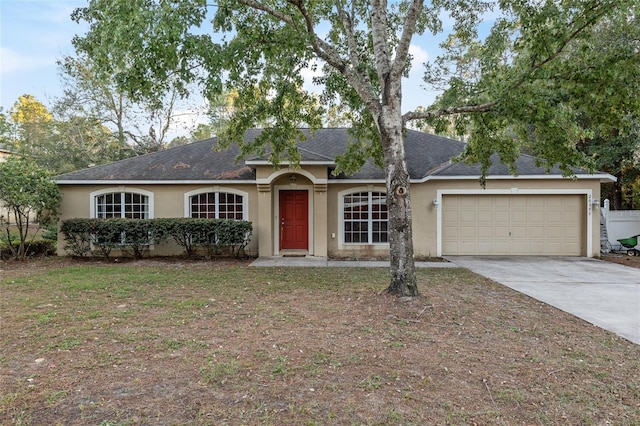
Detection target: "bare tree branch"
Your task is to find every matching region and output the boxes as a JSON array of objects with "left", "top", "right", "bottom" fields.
[{"left": 402, "top": 101, "right": 497, "bottom": 124}]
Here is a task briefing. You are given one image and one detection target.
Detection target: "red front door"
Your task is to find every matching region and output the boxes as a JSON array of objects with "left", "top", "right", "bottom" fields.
[{"left": 279, "top": 190, "right": 309, "bottom": 250}]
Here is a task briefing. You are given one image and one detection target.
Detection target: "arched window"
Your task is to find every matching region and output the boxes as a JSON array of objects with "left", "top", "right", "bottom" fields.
[
  {"left": 94, "top": 191, "right": 150, "bottom": 219},
  {"left": 187, "top": 190, "right": 247, "bottom": 220},
  {"left": 342, "top": 191, "right": 388, "bottom": 244}
]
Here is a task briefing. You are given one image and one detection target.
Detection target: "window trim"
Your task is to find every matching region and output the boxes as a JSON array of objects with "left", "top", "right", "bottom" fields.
[
  {"left": 183, "top": 187, "right": 249, "bottom": 220},
  {"left": 89, "top": 188, "right": 154, "bottom": 219},
  {"left": 338, "top": 187, "right": 389, "bottom": 246}
]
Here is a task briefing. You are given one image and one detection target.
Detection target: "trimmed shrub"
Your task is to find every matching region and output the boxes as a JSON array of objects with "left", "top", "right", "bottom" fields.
[
  {"left": 191, "top": 218, "right": 253, "bottom": 258},
  {"left": 60, "top": 218, "right": 252, "bottom": 259},
  {"left": 60, "top": 219, "right": 93, "bottom": 257},
  {"left": 152, "top": 218, "right": 197, "bottom": 256},
  {"left": 1, "top": 238, "right": 55, "bottom": 259}
]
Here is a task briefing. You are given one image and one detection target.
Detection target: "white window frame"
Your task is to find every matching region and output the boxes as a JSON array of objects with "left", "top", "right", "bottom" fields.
[
  {"left": 184, "top": 188, "right": 249, "bottom": 220},
  {"left": 338, "top": 187, "right": 389, "bottom": 246},
  {"left": 90, "top": 188, "right": 154, "bottom": 219},
  {"left": 88, "top": 188, "right": 154, "bottom": 248}
]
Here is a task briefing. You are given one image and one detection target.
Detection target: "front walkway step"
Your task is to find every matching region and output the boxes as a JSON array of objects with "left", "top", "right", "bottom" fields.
[{"left": 280, "top": 249, "right": 309, "bottom": 257}]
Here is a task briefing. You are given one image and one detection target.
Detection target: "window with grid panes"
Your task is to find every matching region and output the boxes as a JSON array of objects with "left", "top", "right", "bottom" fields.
[
  {"left": 343, "top": 191, "right": 388, "bottom": 244},
  {"left": 95, "top": 192, "right": 149, "bottom": 219},
  {"left": 189, "top": 192, "right": 244, "bottom": 220}
]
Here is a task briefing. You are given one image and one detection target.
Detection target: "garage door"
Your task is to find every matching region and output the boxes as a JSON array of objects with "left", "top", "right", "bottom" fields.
[{"left": 442, "top": 194, "right": 585, "bottom": 255}]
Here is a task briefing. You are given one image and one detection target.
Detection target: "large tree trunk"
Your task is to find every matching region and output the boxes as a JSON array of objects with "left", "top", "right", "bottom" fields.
[
  {"left": 369, "top": 5, "right": 419, "bottom": 295},
  {"left": 380, "top": 122, "right": 418, "bottom": 297}
]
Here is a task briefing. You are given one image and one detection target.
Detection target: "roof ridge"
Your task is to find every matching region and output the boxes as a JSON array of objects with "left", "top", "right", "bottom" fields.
[
  {"left": 297, "top": 146, "right": 335, "bottom": 161},
  {"left": 427, "top": 159, "right": 456, "bottom": 175}
]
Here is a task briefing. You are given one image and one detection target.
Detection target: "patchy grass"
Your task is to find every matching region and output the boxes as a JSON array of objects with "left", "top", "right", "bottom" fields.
[{"left": 1, "top": 258, "right": 639, "bottom": 425}]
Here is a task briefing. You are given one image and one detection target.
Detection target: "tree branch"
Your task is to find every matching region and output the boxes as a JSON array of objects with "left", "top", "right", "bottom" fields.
[
  {"left": 390, "top": 0, "right": 423, "bottom": 82},
  {"left": 236, "top": 0, "right": 381, "bottom": 117},
  {"left": 370, "top": 0, "right": 391, "bottom": 83},
  {"left": 336, "top": 3, "right": 369, "bottom": 87},
  {"left": 402, "top": 101, "right": 497, "bottom": 124},
  {"left": 503, "top": 1, "right": 613, "bottom": 97}
]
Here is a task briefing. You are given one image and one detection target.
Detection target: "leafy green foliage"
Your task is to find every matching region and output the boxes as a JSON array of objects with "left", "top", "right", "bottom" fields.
[
  {"left": 0, "top": 108, "right": 15, "bottom": 147},
  {"left": 70, "top": 0, "right": 635, "bottom": 184},
  {"left": 61, "top": 218, "right": 253, "bottom": 259},
  {"left": 3, "top": 94, "right": 132, "bottom": 174},
  {"left": 0, "top": 157, "right": 61, "bottom": 259},
  {"left": 426, "top": 0, "right": 638, "bottom": 180},
  {"left": 0, "top": 238, "right": 55, "bottom": 260},
  {"left": 59, "top": 219, "right": 93, "bottom": 257}
]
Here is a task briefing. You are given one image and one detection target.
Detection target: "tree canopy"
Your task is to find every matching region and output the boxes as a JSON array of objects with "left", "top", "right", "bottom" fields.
[
  {"left": 56, "top": 53, "right": 187, "bottom": 155},
  {"left": 2, "top": 94, "right": 129, "bottom": 174},
  {"left": 0, "top": 157, "right": 61, "bottom": 259},
  {"left": 71, "top": 0, "right": 636, "bottom": 295}
]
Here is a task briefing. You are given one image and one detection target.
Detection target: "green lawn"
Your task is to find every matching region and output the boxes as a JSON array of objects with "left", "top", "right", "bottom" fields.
[{"left": 1, "top": 259, "right": 639, "bottom": 425}]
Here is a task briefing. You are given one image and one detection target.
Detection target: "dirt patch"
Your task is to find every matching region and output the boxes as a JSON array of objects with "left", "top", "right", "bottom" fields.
[
  {"left": 1, "top": 258, "right": 639, "bottom": 425},
  {"left": 600, "top": 252, "right": 640, "bottom": 269}
]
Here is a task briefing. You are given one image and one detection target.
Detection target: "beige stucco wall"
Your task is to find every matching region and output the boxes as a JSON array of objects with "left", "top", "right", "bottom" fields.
[
  {"left": 327, "top": 177, "right": 602, "bottom": 258},
  {"left": 57, "top": 174, "right": 603, "bottom": 259},
  {"left": 57, "top": 183, "right": 260, "bottom": 257},
  {"left": 254, "top": 166, "right": 329, "bottom": 257}
]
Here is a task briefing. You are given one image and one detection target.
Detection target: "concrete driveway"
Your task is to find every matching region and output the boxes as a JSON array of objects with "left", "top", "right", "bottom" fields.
[{"left": 446, "top": 256, "right": 640, "bottom": 345}]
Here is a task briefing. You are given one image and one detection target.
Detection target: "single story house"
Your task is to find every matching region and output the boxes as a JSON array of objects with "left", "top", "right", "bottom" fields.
[{"left": 55, "top": 128, "right": 614, "bottom": 258}]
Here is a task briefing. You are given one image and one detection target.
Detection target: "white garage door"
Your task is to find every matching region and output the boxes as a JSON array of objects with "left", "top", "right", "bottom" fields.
[{"left": 442, "top": 194, "right": 585, "bottom": 256}]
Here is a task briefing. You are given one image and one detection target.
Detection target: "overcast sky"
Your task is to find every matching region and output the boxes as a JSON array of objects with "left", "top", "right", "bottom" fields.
[{"left": 1, "top": 0, "right": 445, "bottom": 136}]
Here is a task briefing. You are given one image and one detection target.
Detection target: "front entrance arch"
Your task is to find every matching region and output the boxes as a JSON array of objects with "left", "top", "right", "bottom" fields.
[{"left": 279, "top": 190, "right": 309, "bottom": 251}]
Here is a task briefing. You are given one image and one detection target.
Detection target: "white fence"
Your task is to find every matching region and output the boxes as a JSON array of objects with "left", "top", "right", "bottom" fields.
[{"left": 602, "top": 199, "right": 640, "bottom": 251}]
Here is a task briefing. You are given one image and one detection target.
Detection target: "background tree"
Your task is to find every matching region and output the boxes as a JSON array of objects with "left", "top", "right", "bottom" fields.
[
  {"left": 8, "top": 95, "right": 55, "bottom": 157},
  {"left": 3, "top": 95, "right": 128, "bottom": 174},
  {"left": 72, "top": 0, "right": 630, "bottom": 296},
  {"left": 57, "top": 53, "right": 187, "bottom": 155},
  {"left": 176, "top": 90, "right": 240, "bottom": 144},
  {"left": 580, "top": 130, "right": 640, "bottom": 210},
  {"left": 570, "top": 14, "right": 640, "bottom": 210},
  {"left": 0, "top": 157, "right": 61, "bottom": 259},
  {"left": 52, "top": 115, "right": 130, "bottom": 172},
  {"left": 0, "top": 108, "right": 16, "bottom": 148},
  {"left": 424, "top": 2, "right": 639, "bottom": 179},
  {"left": 424, "top": 8, "right": 640, "bottom": 206}
]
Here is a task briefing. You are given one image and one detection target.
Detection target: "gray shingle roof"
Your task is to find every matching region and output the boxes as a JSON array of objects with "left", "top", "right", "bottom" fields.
[
  {"left": 54, "top": 128, "right": 592, "bottom": 182},
  {"left": 430, "top": 153, "right": 587, "bottom": 177},
  {"left": 56, "top": 138, "right": 255, "bottom": 181}
]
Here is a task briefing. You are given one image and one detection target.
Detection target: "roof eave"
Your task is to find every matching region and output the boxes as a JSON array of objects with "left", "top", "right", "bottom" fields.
[
  {"left": 244, "top": 160, "right": 337, "bottom": 166},
  {"left": 55, "top": 179, "right": 258, "bottom": 185},
  {"left": 418, "top": 173, "right": 617, "bottom": 183},
  {"left": 55, "top": 174, "right": 617, "bottom": 186}
]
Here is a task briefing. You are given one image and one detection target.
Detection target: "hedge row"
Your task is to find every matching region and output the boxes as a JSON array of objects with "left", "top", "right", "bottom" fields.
[
  {"left": 1, "top": 240, "right": 56, "bottom": 260},
  {"left": 60, "top": 218, "right": 253, "bottom": 259}
]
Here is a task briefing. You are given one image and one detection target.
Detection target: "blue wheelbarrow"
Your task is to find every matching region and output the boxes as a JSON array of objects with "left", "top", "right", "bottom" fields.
[{"left": 617, "top": 234, "right": 640, "bottom": 256}]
